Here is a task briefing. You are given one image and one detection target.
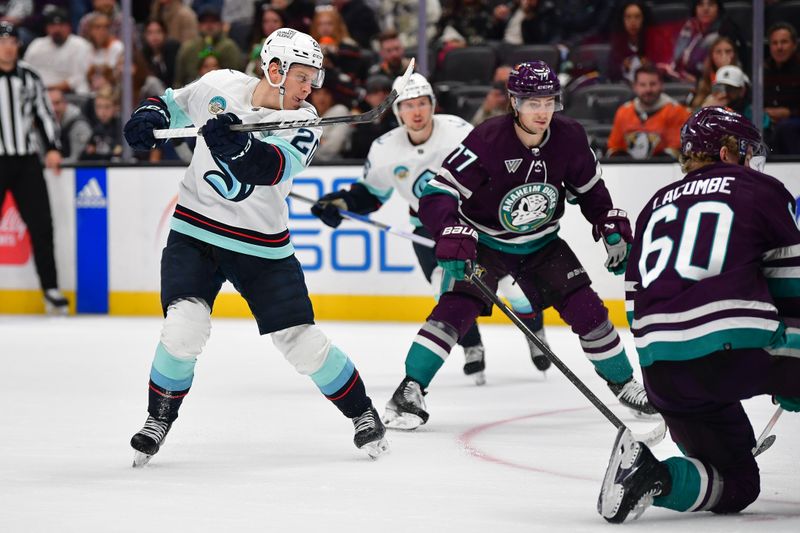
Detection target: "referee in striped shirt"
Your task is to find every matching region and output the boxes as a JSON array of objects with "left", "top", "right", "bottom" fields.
[{"left": 0, "top": 21, "right": 69, "bottom": 314}]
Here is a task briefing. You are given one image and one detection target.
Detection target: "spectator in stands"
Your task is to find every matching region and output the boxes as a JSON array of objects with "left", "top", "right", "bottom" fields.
[
  {"left": 311, "top": 5, "right": 369, "bottom": 85},
  {"left": 689, "top": 35, "right": 739, "bottom": 109},
  {"left": 220, "top": 0, "right": 255, "bottom": 52},
  {"left": 196, "top": 49, "right": 221, "bottom": 78},
  {"left": 309, "top": 74, "right": 352, "bottom": 162},
  {"left": 764, "top": 22, "right": 800, "bottom": 155},
  {"left": 343, "top": 74, "right": 397, "bottom": 159},
  {"left": 244, "top": 5, "right": 286, "bottom": 78},
  {"left": 150, "top": 0, "right": 198, "bottom": 43},
  {"left": 554, "top": 0, "right": 615, "bottom": 46},
  {"left": 78, "top": 0, "right": 121, "bottom": 39},
  {"left": 699, "top": 64, "right": 768, "bottom": 128},
  {"left": 332, "top": 0, "right": 380, "bottom": 50},
  {"left": 130, "top": 49, "right": 166, "bottom": 104},
  {"left": 266, "top": 0, "right": 314, "bottom": 34},
  {"left": 47, "top": 87, "right": 91, "bottom": 164},
  {"left": 606, "top": 64, "right": 690, "bottom": 159},
  {"left": 86, "top": 13, "right": 123, "bottom": 70},
  {"left": 608, "top": 1, "right": 652, "bottom": 84},
  {"left": 86, "top": 63, "right": 116, "bottom": 98},
  {"left": 435, "top": 25, "right": 467, "bottom": 70},
  {"left": 471, "top": 64, "right": 512, "bottom": 126},
  {"left": 488, "top": 0, "right": 558, "bottom": 45},
  {"left": 23, "top": 6, "right": 91, "bottom": 94},
  {"left": 367, "top": 30, "right": 411, "bottom": 80},
  {"left": 380, "top": 0, "right": 440, "bottom": 48},
  {"left": 142, "top": 19, "right": 179, "bottom": 88},
  {"left": 80, "top": 89, "right": 122, "bottom": 161},
  {"left": 174, "top": 6, "right": 242, "bottom": 88},
  {"left": 438, "top": 0, "right": 496, "bottom": 45},
  {"left": 666, "top": 0, "right": 743, "bottom": 83}
]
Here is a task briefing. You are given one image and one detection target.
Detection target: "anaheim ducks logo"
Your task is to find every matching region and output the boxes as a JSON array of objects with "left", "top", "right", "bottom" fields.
[{"left": 499, "top": 183, "right": 558, "bottom": 233}]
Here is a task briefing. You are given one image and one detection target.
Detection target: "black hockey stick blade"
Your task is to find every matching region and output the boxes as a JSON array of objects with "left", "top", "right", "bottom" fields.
[{"left": 753, "top": 434, "right": 776, "bottom": 457}]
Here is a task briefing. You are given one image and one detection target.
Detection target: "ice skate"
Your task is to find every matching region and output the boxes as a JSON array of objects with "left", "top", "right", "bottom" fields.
[
  {"left": 130, "top": 415, "right": 172, "bottom": 467},
  {"left": 527, "top": 332, "right": 551, "bottom": 372},
  {"left": 463, "top": 344, "right": 486, "bottom": 386},
  {"left": 43, "top": 289, "right": 69, "bottom": 316},
  {"left": 598, "top": 427, "right": 671, "bottom": 523},
  {"left": 607, "top": 377, "right": 660, "bottom": 419},
  {"left": 353, "top": 406, "right": 389, "bottom": 459},
  {"left": 383, "top": 377, "right": 429, "bottom": 430}
]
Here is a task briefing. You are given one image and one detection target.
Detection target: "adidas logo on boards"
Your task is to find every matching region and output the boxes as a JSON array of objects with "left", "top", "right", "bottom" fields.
[
  {"left": 505, "top": 158, "right": 523, "bottom": 173},
  {"left": 76, "top": 178, "right": 107, "bottom": 208}
]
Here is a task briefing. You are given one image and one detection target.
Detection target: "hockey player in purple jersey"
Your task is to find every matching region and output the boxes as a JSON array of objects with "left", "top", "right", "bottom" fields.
[
  {"left": 598, "top": 107, "right": 800, "bottom": 523},
  {"left": 310, "top": 72, "right": 551, "bottom": 386},
  {"left": 382, "top": 61, "right": 658, "bottom": 430}
]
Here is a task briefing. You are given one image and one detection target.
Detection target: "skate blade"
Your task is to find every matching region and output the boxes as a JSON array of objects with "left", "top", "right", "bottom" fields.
[
  {"left": 598, "top": 427, "right": 633, "bottom": 521},
  {"left": 628, "top": 408, "right": 662, "bottom": 421},
  {"left": 471, "top": 371, "right": 486, "bottom": 386},
  {"left": 132, "top": 451, "right": 154, "bottom": 468},
  {"left": 45, "top": 304, "right": 69, "bottom": 316},
  {"left": 383, "top": 408, "right": 424, "bottom": 430},
  {"left": 360, "top": 437, "right": 390, "bottom": 459}
]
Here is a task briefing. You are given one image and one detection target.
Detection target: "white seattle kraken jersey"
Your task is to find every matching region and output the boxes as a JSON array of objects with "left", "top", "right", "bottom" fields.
[
  {"left": 361, "top": 114, "right": 472, "bottom": 225},
  {"left": 163, "top": 69, "right": 322, "bottom": 259}
]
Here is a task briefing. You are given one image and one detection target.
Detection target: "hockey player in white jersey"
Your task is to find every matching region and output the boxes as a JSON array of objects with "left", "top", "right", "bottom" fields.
[
  {"left": 311, "top": 73, "right": 551, "bottom": 388},
  {"left": 122, "top": 28, "right": 388, "bottom": 466}
]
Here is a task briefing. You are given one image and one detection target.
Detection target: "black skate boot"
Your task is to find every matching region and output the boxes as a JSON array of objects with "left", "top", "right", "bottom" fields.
[
  {"left": 353, "top": 406, "right": 389, "bottom": 459},
  {"left": 598, "top": 427, "right": 671, "bottom": 523},
  {"left": 606, "top": 376, "right": 660, "bottom": 419},
  {"left": 382, "top": 377, "right": 429, "bottom": 430},
  {"left": 130, "top": 415, "right": 172, "bottom": 467},
  {"left": 527, "top": 333, "right": 551, "bottom": 372},
  {"left": 463, "top": 344, "right": 486, "bottom": 385}
]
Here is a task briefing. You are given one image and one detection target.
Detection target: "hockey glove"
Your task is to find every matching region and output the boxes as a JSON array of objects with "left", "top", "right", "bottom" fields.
[
  {"left": 435, "top": 224, "right": 479, "bottom": 281},
  {"left": 774, "top": 395, "right": 800, "bottom": 412},
  {"left": 203, "top": 113, "right": 252, "bottom": 160},
  {"left": 310, "top": 190, "right": 353, "bottom": 228},
  {"left": 592, "top": 209, "right": 633, "bottom": 275},
  {"left": 123, "top": 97, "right": 170, "bottom": 151}
]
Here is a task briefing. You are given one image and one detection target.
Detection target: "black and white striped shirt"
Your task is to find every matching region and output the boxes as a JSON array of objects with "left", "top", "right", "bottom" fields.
[{"left": 0, "top": 60, "right": 60, "bottom": 157}]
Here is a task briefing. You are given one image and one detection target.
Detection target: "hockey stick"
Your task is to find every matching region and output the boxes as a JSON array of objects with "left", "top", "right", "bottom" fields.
[
  {"left": 153, "top": 58, "right": 416, "bottom": 140},
  {"left": 464, "top": 263, "right": 667, "bottom": 447},
  {"left": 288, "top": 191, "right": 435, "bottom": 248},
  {"left": 752, "top": 406, "right": 783, "bottom": 457}
]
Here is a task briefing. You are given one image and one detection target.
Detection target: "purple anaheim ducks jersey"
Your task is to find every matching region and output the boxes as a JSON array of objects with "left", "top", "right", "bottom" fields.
[
  {"left": 423, "top": 114, "right": 612, "bottom": 254},
  {"left": 626, "top": 161, "right": 800, "bottom": 366}
]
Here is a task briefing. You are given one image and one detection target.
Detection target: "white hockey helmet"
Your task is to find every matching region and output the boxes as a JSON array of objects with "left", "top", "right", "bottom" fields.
[
  {"left": 261, "top": 28, "right": 325, "bottom": 89},
  {"left": 392, "top": 72, "right": 436, "bottom": 124}
]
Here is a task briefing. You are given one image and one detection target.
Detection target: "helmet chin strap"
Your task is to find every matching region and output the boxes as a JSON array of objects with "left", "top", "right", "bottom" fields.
[{"left": 266, "top": 64, "right": 288, "bottom": 110}]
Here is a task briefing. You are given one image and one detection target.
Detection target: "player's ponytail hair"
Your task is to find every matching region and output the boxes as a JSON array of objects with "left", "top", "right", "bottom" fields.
[{"left": 679, "top": 134, "right": 738, "bottom": 173}]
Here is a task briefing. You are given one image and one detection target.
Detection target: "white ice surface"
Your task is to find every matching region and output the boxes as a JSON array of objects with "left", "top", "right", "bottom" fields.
[{"left": 1, "top": 316, "right": 798, "bottom": 532}]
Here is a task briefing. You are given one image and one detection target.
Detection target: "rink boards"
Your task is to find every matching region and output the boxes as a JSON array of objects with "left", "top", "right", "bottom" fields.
[{"left": 2, "top": 162, "right": 800, "bottom": 324}]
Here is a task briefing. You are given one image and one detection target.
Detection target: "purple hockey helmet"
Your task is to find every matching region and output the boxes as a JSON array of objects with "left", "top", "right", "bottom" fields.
[
  {"left": 680, "top": 106, "right": 768, "bottom": 170},
  {"left": 507, "top": 61, "right": 563, "bottom": 111}
]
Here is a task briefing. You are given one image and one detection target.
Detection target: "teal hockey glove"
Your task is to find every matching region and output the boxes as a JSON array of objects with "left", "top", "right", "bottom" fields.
[{"left": 774, "top": 395, "right": 800, "bottom": 412}]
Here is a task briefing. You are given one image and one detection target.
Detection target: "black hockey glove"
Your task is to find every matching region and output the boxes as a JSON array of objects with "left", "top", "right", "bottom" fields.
[
  {"left": 310, "top": 190, "right": 354, "bottom": 228},
  {"left": 124, "top": 97, "right": 170, "bottom": 151},
  {"left": 592, "top": 209, "right": 633, "bottom": 275},
  {"left": 203, "top": 113, "right": 252, "bottom": 160}
]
